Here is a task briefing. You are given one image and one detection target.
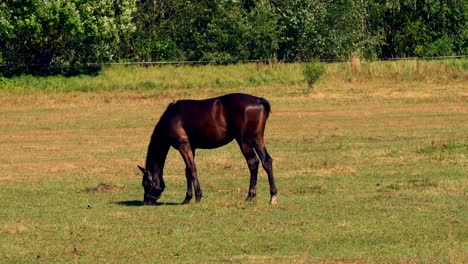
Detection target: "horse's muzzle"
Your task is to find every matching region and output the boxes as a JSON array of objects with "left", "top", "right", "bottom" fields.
[
  {"left": 143, "top": 193, "right": 160, "bottom": 205},
  {"left": 143, "top": 200, "right": 157, "bottom": 206}
]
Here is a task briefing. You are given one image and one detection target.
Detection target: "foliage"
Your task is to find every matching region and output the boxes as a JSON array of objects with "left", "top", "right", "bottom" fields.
[
  {"left": 244, "top": 0, "right": 279, "bottom": 60},
  {"left": 124, "top": 0, "right": 279, "bottom": 63},
  {"left": 268, "top": 0, "right": 365, "bottom": 60},
  {"left": 0, "top": 0, "right": 467, "bottom": 75},
  {"left": 0, "top": 0, "right": 136, "bottom": 76},
  {"left": 373, "top": 0, "right": 468, "bottom": 57}
]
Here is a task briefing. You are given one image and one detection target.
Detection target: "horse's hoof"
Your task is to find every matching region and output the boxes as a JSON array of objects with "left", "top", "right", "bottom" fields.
[
  {"left": 269, "top": 195, "right": 277, "bottom": 205},
  {"left": 245, "top": 195, "right": 256, "bottom": 202}
]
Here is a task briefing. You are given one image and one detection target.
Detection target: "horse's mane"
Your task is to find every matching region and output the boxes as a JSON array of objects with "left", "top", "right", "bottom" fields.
[
  {"left": 151, "top": 101, "right": 176, "bottom": 137},
  {"left": 165, "top": 101, "right": 176, "bottom": 112}
]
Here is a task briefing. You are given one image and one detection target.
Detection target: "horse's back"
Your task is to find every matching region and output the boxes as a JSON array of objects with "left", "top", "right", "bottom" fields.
[
  {"left": 167, "top": 96, "right": 230, "bottom": 148},
  {"left": 175, "top": 93, "right": 263, "bottom": 122},
  {"left": 161, "top": 93, "right": 269, "bottom": 149}
]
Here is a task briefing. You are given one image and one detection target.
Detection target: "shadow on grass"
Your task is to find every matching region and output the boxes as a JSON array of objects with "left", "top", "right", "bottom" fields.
[{"left": 115, "top": 200, "right": 182, "bottom": 207}]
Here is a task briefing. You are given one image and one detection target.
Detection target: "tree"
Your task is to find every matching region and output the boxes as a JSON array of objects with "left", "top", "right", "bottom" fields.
[
  {"left": 121, "top": 0, "right": 178, "bottom": 62},
  {"left": 2, "top": 0, "right": 467, "bottom": 76},
  {"left": 0, "top": 0, "right": 136, "bottom": 76},
  {"left": 244, "top": 0, "right": 279, "bottom": 60},
  {"left": 271, "top": 0, "right": 313, "bottom": 61},
  {"left": 375, "top": 0, "right": 467, "bottom": 57}
]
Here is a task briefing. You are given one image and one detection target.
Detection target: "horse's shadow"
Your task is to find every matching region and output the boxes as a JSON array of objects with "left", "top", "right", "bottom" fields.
[{"left": 115, "top": 200, "right": 181, "bottom": 207}]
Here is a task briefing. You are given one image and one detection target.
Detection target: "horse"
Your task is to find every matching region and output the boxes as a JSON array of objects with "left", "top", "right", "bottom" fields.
[{"left": 137, "top": 93, "right": 277, "bottom": 205}]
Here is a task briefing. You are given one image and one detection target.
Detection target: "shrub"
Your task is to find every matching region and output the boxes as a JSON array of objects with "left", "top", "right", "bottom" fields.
[{"left": 303, "top": 61, "right": 325, "bottom": 92}]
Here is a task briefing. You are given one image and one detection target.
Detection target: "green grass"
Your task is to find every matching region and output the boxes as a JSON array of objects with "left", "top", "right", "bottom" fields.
[
  {"left": 0, "top": 62, "right": 467, "bottom": 263},
  {"left": 1, "top": 58, "right": 467, "bottom": 93},
  {"left": 0, "top": 63, "right": 304, "bottom": 93}
]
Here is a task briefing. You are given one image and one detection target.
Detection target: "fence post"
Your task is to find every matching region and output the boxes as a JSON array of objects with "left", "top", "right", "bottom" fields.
[
  {"left": 416, "top": 57, "right": 421, "bottom": 74},
  {"left": 350, "top": 56, "right": 361, "bottom": 72}
]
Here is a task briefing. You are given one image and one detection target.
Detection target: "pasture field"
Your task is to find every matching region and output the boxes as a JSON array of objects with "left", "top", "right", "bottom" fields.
[{"left": 0, "top": 61, "right": 467, "bottom": 263}]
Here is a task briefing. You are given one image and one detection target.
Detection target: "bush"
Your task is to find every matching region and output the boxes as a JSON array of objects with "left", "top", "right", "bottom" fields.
[{"left": 303, "top": 61, "right": 325, "bottom": 92}]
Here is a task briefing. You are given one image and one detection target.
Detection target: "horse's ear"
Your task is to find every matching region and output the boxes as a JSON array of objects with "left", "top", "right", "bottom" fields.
[{"left": 137, "top": 165, "right": 146, "bottom": 174}]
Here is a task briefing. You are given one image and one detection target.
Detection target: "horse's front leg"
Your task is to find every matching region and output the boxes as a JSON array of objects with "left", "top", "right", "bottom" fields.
[
  {"left": 182, "top": 148, "right": 196, "bottom": 204},
  {"left": 182, "top": 166, "right": 193, "bottom": 204},
  {"left": 179, "top": 143, "right": 202, "bottom": 203}
]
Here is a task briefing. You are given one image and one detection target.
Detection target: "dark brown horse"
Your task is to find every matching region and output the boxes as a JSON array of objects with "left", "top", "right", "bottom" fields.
[{"left": 137, "top": 93, "right": 277, "bottom": 205}]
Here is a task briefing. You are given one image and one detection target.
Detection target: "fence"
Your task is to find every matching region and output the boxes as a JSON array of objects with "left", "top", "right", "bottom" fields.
[{"left": 0, "top": 55, "right": 467, "bottom": 68}]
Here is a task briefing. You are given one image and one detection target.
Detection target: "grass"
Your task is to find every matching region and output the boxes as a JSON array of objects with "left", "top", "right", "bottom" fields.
[
  {"left": 0, "top": 63, "right": 304, "bottom": 93},
  {"left": 1, "top": 58, "right": 467, "bottom": 93},
  {"left": 0, "top": 60, "right": 467, "bottom": 263}
]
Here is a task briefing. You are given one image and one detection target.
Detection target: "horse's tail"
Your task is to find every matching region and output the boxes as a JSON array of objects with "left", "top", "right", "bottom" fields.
[{"left": 258, "top": 97, "right": 271, "bottom": 119}]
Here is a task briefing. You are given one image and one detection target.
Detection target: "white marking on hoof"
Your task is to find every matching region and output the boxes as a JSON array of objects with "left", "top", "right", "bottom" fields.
[{"left": 270, "top": 195, "right": 277, "bottom": 205}]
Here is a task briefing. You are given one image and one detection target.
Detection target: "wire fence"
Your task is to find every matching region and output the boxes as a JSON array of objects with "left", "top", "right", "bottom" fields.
[
  {"left": 378, "top": 55, "right": 468, "bottom": 61},
  {"left": 0, "top": 55, "right": 467, "bottom": 68}
]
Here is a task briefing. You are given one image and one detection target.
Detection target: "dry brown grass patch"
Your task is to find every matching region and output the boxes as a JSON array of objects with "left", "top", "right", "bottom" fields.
[{"left": 82, "top": 183, "right": 125, "bottom": 193}]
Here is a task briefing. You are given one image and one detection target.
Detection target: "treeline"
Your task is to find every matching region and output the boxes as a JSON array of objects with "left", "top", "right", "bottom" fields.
[{"left": 1, "top": 0, "right": 467, "bottom": 76}]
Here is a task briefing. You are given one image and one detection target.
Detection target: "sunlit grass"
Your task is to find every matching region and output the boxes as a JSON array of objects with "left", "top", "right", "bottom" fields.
[
  {"left": 0, "top": 62, "right": 467, "bottom": 263},
  {"left": 1, "top": 59, "right": 467, "bottom": 93}
]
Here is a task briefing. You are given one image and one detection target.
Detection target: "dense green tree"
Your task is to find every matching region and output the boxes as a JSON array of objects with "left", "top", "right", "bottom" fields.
[
  {"left": 128, "top": 0, "right": 279, "bottom": 63},
  {"left": 0, "top": 0, "right": 136, "bottom": 76},
  {"left": 121, "top": 0, "right": 177, "bottom": 62},
  {"left": 1, "top": 0, "right": 467, "bottom": 76},
  {"left": 270, "top": 0, "right": 312, "bottom": 60},
  {"left": 271, "top": 0, "right": 384, "bottom": 61},
  {"left": 373, "top": 0, "right": 467, "bottom": 57},
  {"left": 149, "top": 0, "right": 246, "bottom": 62},
  {"left": 244, "top": 0, "right": 279, "bottom": 60},
  {"left": 196, "top": 2, "right": 248, "bottom": 63},
  {"left": 306, "top": 0, "right": 370, "bottom": 60}
]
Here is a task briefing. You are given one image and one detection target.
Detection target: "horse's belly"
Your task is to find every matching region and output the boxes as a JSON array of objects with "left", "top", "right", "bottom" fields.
[
  {"left": 183, "top": 99, "right": 233, "bottom": 149},
  {"left": 191, "top": 127, "right": 233, "bottom": 149}
]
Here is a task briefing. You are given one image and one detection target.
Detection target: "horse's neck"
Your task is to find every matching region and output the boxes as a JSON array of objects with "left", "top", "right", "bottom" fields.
[{"left": 146, "top": 139, "right": 169, "bottom": 174}]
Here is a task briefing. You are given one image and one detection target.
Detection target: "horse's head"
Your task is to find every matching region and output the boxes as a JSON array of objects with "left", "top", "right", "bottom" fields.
[{"left": 138, "top": 165, "right": 164, "bottom": 205}]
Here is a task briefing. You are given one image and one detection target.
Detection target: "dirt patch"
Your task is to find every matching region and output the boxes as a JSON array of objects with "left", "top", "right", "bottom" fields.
[
  {"left": 1, "top": 222, "right": 30, "bottom": 235},
  {"left": 0, "top": 176, "right": 19, "bottom": 183},
  {"left": 111, "top": 211, "right": 131, "bottom": 218},
  {"left": 83, "top": 183, "right": 125, "bottom": 193}
]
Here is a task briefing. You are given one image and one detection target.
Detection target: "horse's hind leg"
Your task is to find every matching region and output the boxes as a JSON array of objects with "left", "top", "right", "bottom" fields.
[
  {"left": 253, "top": 138, "right": 277, "bottom": 205},
  {"left": 237, "top": 140, "right": 259, "bottom": 201}
]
